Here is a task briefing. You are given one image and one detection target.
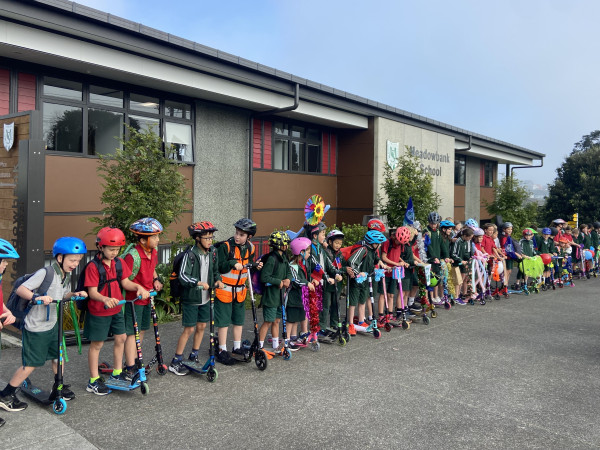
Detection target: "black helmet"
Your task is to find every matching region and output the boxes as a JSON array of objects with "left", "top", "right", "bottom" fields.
[
  {"left": 427, "top": 212, "right": 441, "bottom": 224},
  {"left": 233, "top": 218, "right": 257, "bottom": 236},
  {"left": 593, "top": 222, "right": 600, "bottom": 229}
]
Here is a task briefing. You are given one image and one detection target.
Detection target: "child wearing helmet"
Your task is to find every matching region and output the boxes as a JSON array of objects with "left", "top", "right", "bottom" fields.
[
  {"left": 122, "top": 218, "right": 164, "bottom": 379},
  {"left": 425, "top": 212, "right": 443, "bottom": 305},
  {"left": 345, "top": 230, "right": 387, "bottom": 334},
  {"left": 538, "top": 228, "right": 557, "bottom": 285},
  {"left": 259, "top": 231, "right": 291, "bottom": 356},
  {"left": 321, "top": 230, "right": 346, "bottom": 338},
  {"left": 516, "top": 229, "right": 536, "bottom": 289},
  {"left": 287, "top": 237, "right": 316, "bottom": 348},
  {"left": 380, "top": 227, "right": 412, "bottom": 319},
  {"left": 169, "top": 222, "right": 224, "bottom": 375},
  {"left": 499, "top": 222, "right": 523, "bottom": 292},
  {"left": 450, "top": 227, "right": 475, "bottom": 303},
  {"left": 1, "top": 237, "right": 87, "bottom": 411},
  {"left": 215, "top": 218, "right": 262, "bottom": 365},
  {"left": 83, "top": 228, "right": 150, "bottom": 395}
]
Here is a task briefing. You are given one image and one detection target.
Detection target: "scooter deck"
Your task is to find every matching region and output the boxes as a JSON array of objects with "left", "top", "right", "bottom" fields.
[
  {"left": 104, "top": 378, "right": 141, "bottom": 391},
  {"left": 21, "top": 379, "right": 55, "bottom": 405},
  {"left": 181, "top": 358, "right": 212, "bottom": 374}
]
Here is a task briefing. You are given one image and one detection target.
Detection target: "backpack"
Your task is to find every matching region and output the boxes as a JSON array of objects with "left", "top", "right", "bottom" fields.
[
  {"left": 120, "top": 243, "right": 141, "bottom": 281},
  {"left": 6, "top": 266, "right": 55, "bottom": 329},
  {"left": 340, "top": 244, "right": 366, "bottom": 262},
  {"left": 75, "top": 257, "right": 123, "bottom": 311},
  {"left": 169, "top": 245, "right": 193, "bottom": 299},
  {"left": 250, "top": 253, "right": 270, "bottom": 296}
]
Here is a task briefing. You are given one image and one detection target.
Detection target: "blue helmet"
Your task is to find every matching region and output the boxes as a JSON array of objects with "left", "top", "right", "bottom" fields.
[
  {"left": 52, "top": 237, "right": 87, "bottom": 257},
  {"left": 542, "top": 227, "right": 552, "bottom": 235},
  {"left": 0, "top": 239, "right": 19, "bottom": 259},
  {"left": 465, "top": 218, "right": 479, "bottom": 228},
  {"left": 130, "top": 217, "right": 163, "bottom": 236},
  {"left": 440, "top": 220, "right": 455, "bottom": 228},
  {"left": 364, "top": 230, "right": 387, "bottom": 245}
]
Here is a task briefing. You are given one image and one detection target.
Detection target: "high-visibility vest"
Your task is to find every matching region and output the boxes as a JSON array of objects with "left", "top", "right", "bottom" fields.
[{"left": 215, "top": 241, "right": 254, "bottom": 303}]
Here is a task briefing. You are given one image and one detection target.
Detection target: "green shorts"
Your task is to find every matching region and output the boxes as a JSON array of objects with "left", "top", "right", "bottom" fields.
[
  {"left": 181, "top": 302, "right": 210, "bottom": 327},
  {"left": 506, "top": 259, "right": 514, "bottom": 270},
  {"left": 22, "top": 324, "right": 59, "bottom": 367},
  {"left": 214, "top": 300, "right": 246, "bottom": 328},
  {"left": 124, "top": 303, "right": 151, "bottom": 335},
  {"left": 262, "top": 305, "right": 282, "bottom": 323},
  {"left": 401, "top": 272, "right": 412, "bottom": 292},
  {"left": 349, "top": 281, "right": 368, "bottom": 307},
  {"left": 84, "top": 312, "right": 126, "bottom": 342},
  {"left": 377, "top": 277, "right": 398, "bottom": 295},
  {"left": 286, "top": 306, "right": 305, "bottom": 323}
]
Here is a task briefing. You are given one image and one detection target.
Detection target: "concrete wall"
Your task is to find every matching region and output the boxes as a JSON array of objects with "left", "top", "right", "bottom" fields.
[
  {"left": 464, "top": 156, "right": 481, "bottom": 221},
  {"left": 373, "top": 117, "right": 455, "bottom": 219},
  {"left": 194, "top": 101, "right": 251, "bottom": 233}
]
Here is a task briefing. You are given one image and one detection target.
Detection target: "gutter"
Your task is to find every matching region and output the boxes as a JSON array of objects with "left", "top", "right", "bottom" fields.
[
  {"left": 510, "top": 157, "right": 544, "bottom": 178},
  {"left": 455, "top": 135, "right": 472, "bottom": 152},
  {"left": 248, "top": 83, "right": 301, "bottom": 218}
]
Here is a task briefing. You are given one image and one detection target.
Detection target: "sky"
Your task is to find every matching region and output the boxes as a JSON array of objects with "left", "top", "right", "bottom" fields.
[{"left": 75, "top": 0, "right": 600, "bottom": 184}]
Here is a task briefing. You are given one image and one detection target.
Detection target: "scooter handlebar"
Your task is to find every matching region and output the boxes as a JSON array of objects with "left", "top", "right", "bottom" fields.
[
  {"left": 31, "top": 295, "right": 87, "bottom": 305},
  {"left": 103, "top": 290, "right": 157, "bottom": 309}
]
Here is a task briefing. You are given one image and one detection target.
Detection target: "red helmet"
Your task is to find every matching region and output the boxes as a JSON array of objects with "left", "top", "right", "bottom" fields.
[
  {"left": 97, "top": 227, "right": 126, "bottom": 247},
  {"left": 540, "top": 253, "right": 552, "bottom": 265},
  {"left": 395, "top": 226, "right": 411, "bottom": 245},
  {"left": 188, "top": 221, "right": 218, "bottom": 237},
  {"left": 367, "top": 218, "right": 386, "bottom": 233}
]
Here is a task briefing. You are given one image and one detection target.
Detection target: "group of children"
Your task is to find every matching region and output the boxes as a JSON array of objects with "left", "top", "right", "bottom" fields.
[{"left": 0, "top": 213, "right": 595, "bottom": 425}]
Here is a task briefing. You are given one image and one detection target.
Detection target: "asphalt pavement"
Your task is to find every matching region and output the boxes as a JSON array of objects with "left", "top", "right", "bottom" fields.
[{"left": 1, "top": 277, "right": 599, "bottom": 449}]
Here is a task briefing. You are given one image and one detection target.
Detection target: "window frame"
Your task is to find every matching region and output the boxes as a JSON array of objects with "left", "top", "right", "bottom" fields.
[
  {"left": 271, "top": 119, "right": 322, "bottom": 174},
  {"left": 454, "top": 155, "right": 466, "bottom": 185},
  {"left": 483, "top": 160, "right": 494, "bottom": 187}
]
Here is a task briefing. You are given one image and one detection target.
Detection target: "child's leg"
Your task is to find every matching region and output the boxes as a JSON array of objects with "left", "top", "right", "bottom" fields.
[
  {"left": 174, "top": 326, "right": 194, "bottom": 355},
  {"left": 300, "top": 318, "right": 308, "bottom": 334},
  {"left": 191, "top": 322, "right": 207, "bottom": 350},
  {"left": 88, "top": 341, "right": 104, "bottom": 379},
  {"left": 112, "top": 333, "right": 126, "bottom": 372},
  {"left": 7, "top": 366, "right": 35, "bottom": 388},
  {"left": 288, "top": 322, "right": 297, "bottom": 338},
  {"left": 259, "top": 321, "right": 272, "bottom": 343},
  {"left": 357, "top": 303, "right": 366, "bottom": 323},
  {"left": 271, "top": 318, "right": 281, "bottom": 349}
]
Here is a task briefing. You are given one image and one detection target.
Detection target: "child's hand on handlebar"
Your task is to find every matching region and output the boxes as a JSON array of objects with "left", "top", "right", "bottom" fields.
[
  {"left": 234, "top": 263, "right": 244, "bottom": 271},
  {"left": 282, "top": 279, "right": 291, "bottom": 288},
  {"left": 257, "top": 261, "right": 264, "bottom": 270},
  {"left": 335, "top": 274, "right": 343, "bottom": 282},
  {"left": 104, "top": 297, "right": 120, "bottom": 308},
  {"left": 198, "top": 281, "right": 210, "bottom": 290},
  {"left": 136, "top": 288, "right": 150, "bottom": 300},
  {"left": 36, "top": 295, "right": 53, "bottom": 305},
  {"left": 0, "top": 310, "right": 15, "bottom": 328},
  {"left": 308, "top": 282, "right": 315, "bottom": 292},
  {"left": 73, "top": 291, "right": 88, "bottom": 298},
  {"left": 327, "top": 278, "right": 335, "bottom": 285},
  {"left": 215, "top": 281, "right": 224, "bottom": 290}
]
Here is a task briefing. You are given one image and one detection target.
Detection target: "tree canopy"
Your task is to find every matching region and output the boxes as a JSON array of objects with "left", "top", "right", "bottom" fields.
[{"left": 484, "top": 175, "right": 538, "bottom": 232}]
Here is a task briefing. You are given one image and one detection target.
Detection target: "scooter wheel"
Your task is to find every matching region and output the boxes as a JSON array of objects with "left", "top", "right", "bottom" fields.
[
  {"left": 98, "top": 362, "right": 111, "bottom": 371},
  {"left": 283, "top": 349, "right": 292, "bottom": 361},
  {"left": 373, "top": 329, "right": 381, "bottom": 339},
  {"left": 343, "top": 332, "right": 350, "bottom": 343},
  {"left": 338, "top": 336, "right": 347, "bottom": 346},
  {"left": 52, "top": 398, "right": 67, "bottom": 415},
  {"left": 431, "top": 310, "right": 437, "bottom": 318},
  {"left": 310, "top": 341, "right": 320, "bottom": 352},
  {"left": 385, "top": 323, "right": 392, "bottom": 332},
  {"left": 206, "top": 367, "right": 218, "bottom": 382},
  {"left": 468, "top": 299, "right": 474, "bottom": 305},
  {"left": 444, "top": 302, "right": 451, "bottom": 310},
  {"left": 423, "top": 315, "right": 430, "bottom": 325},
  {"left": 255, "top": 350, "right": 268, "bottom": 371},
  {"left": 140, "top": 382, "right": 149, "bottom": 395},
  {"left": 402, "top": 321, "right": 410, "bottom": 330},
  {"left": 157, "top": 364, "right": 168, "bottom": 376},
  {"left": 450, "top": 298, "right": 456, "bottom": 305},
  {"left": 552, "top": 285, "right": 556, "bottom": 290},
  {"left": 480, "top": 300, "right": 486, "bottom": 305},
  {"left": 494, "top": 295, "right": 500, "bottom": 300}
]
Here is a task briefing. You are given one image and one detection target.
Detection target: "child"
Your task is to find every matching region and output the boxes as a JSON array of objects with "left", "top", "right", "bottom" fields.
[
  {"left": 321, "top": 229, "right": 346, "bottom": 338},
  {"left": 424, "top": 212, "right": 442, "bottom": 305},
  {"left": 259, "top": 231, "right": 291, "bottom": 356},
  {"left": 380, "top": 227, "right": 402, "bottom": 316},
  {"left": 0, "top": 240, "right": 22, "bottom": 420},
  {"left": 169, "top": 222, "right": 223, "bottom": 375},
  {"left": 287, "top": 237, "right": 315, "bottom": 349},
  {"left": 500, "top": 222, "right": 523, "bottom": 290},
  {"left": 84, "top": 228, "right": 149, "bottom": 394},
  {"left": 405, "top": 226, "right": 425, "bottom": 316},
  {"left": 517, "top": 229, "right": 536, "bottom": 289},
  {"left": 450, "top": 227, "right": 475, "bottom": 303},
  {"left": 346, "top": 230, "right": 387, "bottom": 333},
  {"left": 215, "top": 218, "right": 260, "bottom": 365},
  {"left": 538, "top": 228, "right": 557, "bottom": 284},
  {"left": 579, "top": 224, "right": 592, "bottom": 249},
  {"left": 1, "top": 237, "right": 88, "bottom": 410},
  {"left": 389, "top": 226, "right": 413, "bottom": 320},
  {"left": 123, "top": 218, "right": 164, "bottom": 379}
]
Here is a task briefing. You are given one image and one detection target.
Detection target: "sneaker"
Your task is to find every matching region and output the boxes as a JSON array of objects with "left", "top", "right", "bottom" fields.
[
  {"left": 231, "top": 347, "right": 247, "bottom": 356},
  {"left": 455, "top": 298, "right": 467, "bottom": 305},
  {"left": 216, "top": 350, "right": 235, "bottom": 366},
  {"left": 168, "top": 360, "right": 189, "bottom": 376},
  {"left": 287, "top": 341, "right": 301, "bottom": 351},
  {"left": 0, "top": 390, "right": 28, "bottom": 411},
  {"left": 317, "top": 330, "right": 334, "bottom": 343},
  {"left": 50, "top": 384, "right": 75, "bottom": 401},
  {"left": 348, "top": 323, "right": 357, "bottom": 336},
  {"left": 292, "top": 338, "right": 307, "bottom": 348},
  {"left": 109, "top": 372, "right": 129, "bottom": 383},
  {"left": 408, "top": 304, "right": 422, "bottom": 313},
  {"left": 86, "top": 378, "right": 110, "bottom": 396}
]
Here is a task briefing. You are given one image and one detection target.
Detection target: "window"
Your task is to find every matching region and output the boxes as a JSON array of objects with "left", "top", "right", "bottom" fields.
[
  {"left": 41, "top": 76, "right": 194, "bottom": 161},
  {"left": 483, "top": 161, "right": 494, "bottom": 187},
  {"left": 454, "top": 155, "right": 466, "bottom": 185},
  {"left": 272, "top": 121, "right": 321, "bottom": 173}
]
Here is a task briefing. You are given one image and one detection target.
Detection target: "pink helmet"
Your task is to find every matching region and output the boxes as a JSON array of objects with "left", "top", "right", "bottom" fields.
[{"left": 290, "top": 237, "right": 311, "bottom": 256}]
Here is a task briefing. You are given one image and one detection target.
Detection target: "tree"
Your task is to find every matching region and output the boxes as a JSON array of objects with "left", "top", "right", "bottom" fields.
[
  {"left": 90, "top": 125, "right": 191, "bottom": 242},
  {"left": 542, "top": 131, "right": 600, "bottom": 225},
  {"left": 377, "top": 150, "right": 441, "bottom": 227},
  {"left": 484, "top": 176, "right": 538, "bottom": 232}
]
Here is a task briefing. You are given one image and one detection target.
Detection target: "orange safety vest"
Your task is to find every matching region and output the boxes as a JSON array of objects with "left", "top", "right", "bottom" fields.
[{"left": 215, "top": 241, "right": 254, "bottom": 303}]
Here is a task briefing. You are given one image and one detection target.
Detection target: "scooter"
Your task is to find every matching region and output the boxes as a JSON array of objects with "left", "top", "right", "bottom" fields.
[
  {"left": 181, "top": 288, "right": 218, "bottom": 382},
  {"left": 375, "top": 269, "right": 394, "bottom": 332},
  {"left": 144, "top": 294, "right": 168, "bottom": 376},
  {"left": 260, "top": 286, "right": 293, "bottom": 359},
  {"left": 21, "top": 296, "right": 85, "bottom": 415},
  {"left": 389, "top": 266, "right": 410, "bottom": 330},
  {"left": 353, "top": 274, "right": 381, "bottom": 338}
]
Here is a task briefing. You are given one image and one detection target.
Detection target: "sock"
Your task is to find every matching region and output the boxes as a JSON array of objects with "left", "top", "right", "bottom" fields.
[
  {"left": 396, "top": 308, "right": 402, "bottom": 315},
  {"left": 291, "top": 335, "right": 297, "bottom": 341},
  {"left": 368, "top": 315, "right": 373, "bottom": 321},
  {"left": 233, "top": 340, "right": 241, "bottom": 350},
  {"left": 90, "top": 376, "right": 100, "bottom": 384},
  {"left": 272, "top": 337, "right": 279, "bottom": 349},
  {"left": 189, "top": 349, "right": 199, "bottom": 359},
  {"left": 173, "top": 353, "right": 183, "bottom": 362},
  {"left": 112, "top": 368, "right": 122, "bottom": 376},
  {"left": 259, "top": 340, "right": 264, "bottom": 348},
  {"left": 218, "top": 345, "right": 226, "bottom": 352},
  {"left": 126, "top": 365, "right": 135, "bottom": 372},
  {"left": 1, "top": 384, "right": 16, "bottom": 396},
  {"left": 408, "top": 297, "right": 415, "bottom": 306}
]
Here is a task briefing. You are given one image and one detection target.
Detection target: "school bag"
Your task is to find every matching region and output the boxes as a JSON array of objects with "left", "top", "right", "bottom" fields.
[
  {"left": 340, "top": 244, "right": 366, "bottom": 263},
  {"left": 74, "top": 256, "right": 123, "bottom": 311},
  {"left": 120, "top": 243, "right": 141, "bottom": 281},
  {"left": 169, "top": 245, "right": 192, "bottom": 298},
  {"left": 250, "top": 252, "right": 270, "bottom": 296},
  {"left": 6, "top": 266, "right": 55, "bottom": 329}
]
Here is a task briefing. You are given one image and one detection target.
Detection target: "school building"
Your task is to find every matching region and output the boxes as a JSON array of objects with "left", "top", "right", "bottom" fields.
[{"left": 0, "top": 0, "right": 544, "bottom": 289}]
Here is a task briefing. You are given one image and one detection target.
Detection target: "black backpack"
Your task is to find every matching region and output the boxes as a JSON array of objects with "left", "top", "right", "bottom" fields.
[
  {"left": 6, "top": 266, "right": 55, "bottom": 329},
  {"left": 75, "top": 257, "right": 123, "bottom": 311}
]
